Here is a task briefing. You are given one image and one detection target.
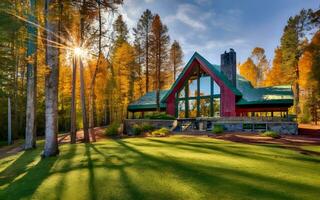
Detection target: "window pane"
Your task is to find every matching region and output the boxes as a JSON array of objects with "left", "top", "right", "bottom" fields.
[
  {"left": 213, "top": 81, "right": 220, "bottom": 95},
  {"left": 199, "top": 98, "right": 210, "bottom": 117},
  {"left": 188, "top": 78, "right": 197, "bottom": 97},
  {"left": 179, "top": 86, "right": 185, "bottom": 98},
  {"left": 200, "top": 76, "right": 211, "bottom": 96},
  {"left": 188, "top": 99, "right": 197, "bottom": 118},
  {"left": 178, "top": 101, "right": 185, "bottom": 118},
  {"left": 213, "top": 98, "right": 220, "bottom": 117}
]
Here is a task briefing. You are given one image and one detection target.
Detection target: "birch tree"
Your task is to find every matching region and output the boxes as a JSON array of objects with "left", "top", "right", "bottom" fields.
[
  {"left": 43, "top": 0, "right": 60, "bottom": 157},
  {"left": 25, "top": 0, "right": 37, "bottom": 150}
]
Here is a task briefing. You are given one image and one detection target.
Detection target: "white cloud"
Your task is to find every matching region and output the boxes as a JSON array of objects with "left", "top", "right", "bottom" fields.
[
  {"left": 195, "top": 0, "right": 213, "bottom": 6},
  {"left": 144, "top": 0, "right": 155, "bottom": 3},
  {"left": 166, "top": 4, "right": 212, "bottom": 31},
  {"left": 210, "top": 9, "right": 243, "bottom": 32}
]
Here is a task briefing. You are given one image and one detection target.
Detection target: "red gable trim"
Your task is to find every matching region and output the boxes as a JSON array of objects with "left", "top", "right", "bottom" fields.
[{"left": 166, "top": 57, "right": 236, "bottom": 117}]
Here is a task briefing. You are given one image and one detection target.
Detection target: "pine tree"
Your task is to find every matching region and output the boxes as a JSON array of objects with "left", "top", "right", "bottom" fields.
[
  {"left": 135, "top": 9, "right": 153, "bottom": 93},
  {"left": 280, "top": 9, "right": 314, "bottom": 114},
  {"left": 113, "top": 15, "right": 129, "bottom": 47},
  {"left": 150, "top": 14, "right": 170, "bottom": 111},
  {"left": 170, "top": 40, "right": 183, "bottom": 82}
]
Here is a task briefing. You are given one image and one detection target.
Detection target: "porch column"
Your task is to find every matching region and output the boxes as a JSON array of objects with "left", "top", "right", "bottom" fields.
[
  {"left": 210, "top": 78, "right": 214, "bottom": 117},
  {"left": 196, "top": 65, "right": 200, "bottom": 117}
]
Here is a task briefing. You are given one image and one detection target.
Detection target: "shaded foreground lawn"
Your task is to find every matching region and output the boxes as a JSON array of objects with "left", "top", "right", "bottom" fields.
[{"left": 0, "top": 136, "right": 320, "bottom": 200}]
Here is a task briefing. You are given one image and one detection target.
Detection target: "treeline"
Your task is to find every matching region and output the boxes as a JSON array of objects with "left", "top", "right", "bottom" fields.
[
  {"left": 239, "top": 9, "right": 320, "bottom": 124},
  {"left": 0, "top": 0, "right": 183, "bottom": 146}
]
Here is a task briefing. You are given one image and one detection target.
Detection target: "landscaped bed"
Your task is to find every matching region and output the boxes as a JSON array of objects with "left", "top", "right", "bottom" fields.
[{"left": 0, "top": 136, "right": 320, "bottom": 200}]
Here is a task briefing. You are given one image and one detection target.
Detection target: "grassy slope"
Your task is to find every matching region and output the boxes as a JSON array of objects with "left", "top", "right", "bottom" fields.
[
  {"left": 0, "top": 136, "right": 319, "bottom": 200},
  {"left": 300, "top": 145, "right": 320, "bottom": 153}
]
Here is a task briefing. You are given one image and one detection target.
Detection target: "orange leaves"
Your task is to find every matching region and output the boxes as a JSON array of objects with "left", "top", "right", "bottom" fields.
[{"left": 239, "top": 58, "right": 258, "bottom": 87}]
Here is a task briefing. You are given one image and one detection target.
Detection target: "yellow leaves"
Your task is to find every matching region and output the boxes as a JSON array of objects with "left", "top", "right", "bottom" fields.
[
  {"left": 26, "top": 54, "right": 35, "bottom": 64},
  {"left": 298, "top": 51, "right": 314, "bottom": 90},
  {"left": 112, "top": 42, "right": 136, "bottom": 96},
  {"left": 239, "top": 58, "right": 258, "bottom": 87}
]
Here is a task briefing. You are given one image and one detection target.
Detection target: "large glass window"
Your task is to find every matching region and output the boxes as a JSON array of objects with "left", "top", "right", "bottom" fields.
[
  {"left": 188, "top": 100, "right": 197, "bottom": 118},
  {"left": 213, "top": 98, "right": 220, "bottom": 117},
  {"left": 200, "top": 76, "right": 211, "bottom": 96},
  {"left": 175, "top": 66, "right": 221, "bottom": 118},
  {"left": 178, "top": 101, "right": 186, "bottom": 118},
  {"left": 199, "top": 98, "right": 210, "bottom": 117},
  {"left": 188, "top": 78, "right": 197, "bottom": 97},
  {"left": 179, "top": 86, "right": 185, "bottom": 98},
  {"left": 213, "top": 81, "right": 220, "bottom": 95}
]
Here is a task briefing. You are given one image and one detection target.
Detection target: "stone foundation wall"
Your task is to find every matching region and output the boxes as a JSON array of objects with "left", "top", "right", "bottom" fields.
[
  {"left": 124, "top": 119, "right": 298, "bottom": 135},
  {"left": 189, "top": 119, "right": 298, "bottom": 135},
  {"left": 123, "top": 119, "right": 175, "bottom": 135}
]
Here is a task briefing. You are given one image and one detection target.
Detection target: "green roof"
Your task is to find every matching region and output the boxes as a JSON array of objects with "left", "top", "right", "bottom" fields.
[
  {"left": 236, "top": 75, "right": 293, "bottom": 106},
  {"left": 128, "top": 52, "right": 294, "bottom": 111},
  {"left": 127, "top": 90, "right": 168, "bottom": 111}
]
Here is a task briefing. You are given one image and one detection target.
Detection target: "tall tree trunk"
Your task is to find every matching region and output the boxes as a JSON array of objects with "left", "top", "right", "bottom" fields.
[
  {"left": 80, "top": 58, "right": 90, "bottom": 142},
  {"left": 156, "top": 41, "right": 161, "bottom": 112},
  {"left": 43, "top": 0, "right": 60, "bottom": 157},
  {"left": 25, "top": 0, "right": 37, "bottom": 149},
  {"left": 89, "top": 1, "right": 102, "bottom": 141},
  {"left": 70, "top": 56, "right": 77, "bottom": 143},
  {"left": 8, "top": 97, "right": 12, "bottom": 145},
  {"left": 80, "top": 0, "right": 89, "bottom": 143},
  {"left": 146, "top": 30, "right": 149, "bottom": 93},
  {"left": 295, "top": 64, "right": 300, "bottom": 115}
]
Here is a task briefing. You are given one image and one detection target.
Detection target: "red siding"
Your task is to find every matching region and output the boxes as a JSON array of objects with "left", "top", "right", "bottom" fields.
[
  {"left": 236, "top": 107, "right": 288, "bottom": 116},
  {"left": 166, "top": 96, "right": 175, "bottom": 116}
]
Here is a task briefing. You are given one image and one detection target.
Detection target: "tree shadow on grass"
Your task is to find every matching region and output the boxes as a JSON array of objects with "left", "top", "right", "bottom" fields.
[
  {"left": 54, "top": 144, "right": 77, "bottom": 199},
  {"left": 85, "top": 144, "right": 97, "bottom": 200},
  {"left": 0, "top": 147, "right": 41, "bottom": 187},
  {"left": 147, "top": 138, "right": 320, "bottom": 164},
  {"left": 0, "top": 145, "right": 78, "bottom": 200},
  {"left": 115, "top": 139, "right": 320, "bottom": 200},
  {"left": 0, "top": 156, "right": 56, "bottom": 199}
]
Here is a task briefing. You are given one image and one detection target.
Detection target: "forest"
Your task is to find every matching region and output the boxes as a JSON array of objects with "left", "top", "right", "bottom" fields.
[
  {"left": 239, "top": 9, "right": 320, "bottom": 124},
  {"left": 0, "top": 0, "right": 184, "bottom": 154},
  {"left": 0, "top": 1, "right": 319, "bottom": 156}
]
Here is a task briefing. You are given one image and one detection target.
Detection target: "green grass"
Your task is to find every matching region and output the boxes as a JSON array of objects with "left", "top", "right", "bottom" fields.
[
  {"left": 0, "top": 136, "right": 320, "bottom": 200},
  {"left": 300, "top": 145, "right": 320, "bottom": 153}
]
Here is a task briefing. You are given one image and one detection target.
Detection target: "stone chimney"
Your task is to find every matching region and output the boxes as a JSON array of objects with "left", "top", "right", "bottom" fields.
[{"left": 221, "top": 48, "right": 237, "bottom": 87}]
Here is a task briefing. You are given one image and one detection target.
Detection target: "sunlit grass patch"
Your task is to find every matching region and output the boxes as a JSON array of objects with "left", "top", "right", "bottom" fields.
[{"left": 0, "top": 136, "right": 320, "bottom": 200}]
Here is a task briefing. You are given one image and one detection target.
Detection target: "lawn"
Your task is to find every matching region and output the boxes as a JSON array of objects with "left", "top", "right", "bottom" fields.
[{"left": 0, "top": 136, "right": 320, "bottom": 200}]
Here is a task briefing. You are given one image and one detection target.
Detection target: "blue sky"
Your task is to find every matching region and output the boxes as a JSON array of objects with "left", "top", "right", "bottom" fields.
[{"left": 120, "top": 0, "right": 319, "bottom": 65}]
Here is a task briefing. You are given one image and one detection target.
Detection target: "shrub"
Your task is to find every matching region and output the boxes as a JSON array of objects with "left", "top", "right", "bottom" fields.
[
  {"left": 260, "top": 131, "right": 281, "bottom": 139},
  {"left": 132, "top": 124, "right": 143, "bottom": 135},
  {"left": 212, "top": 124, "right": 224, "bottom": 134},
  {"left": 105, "top": 122, "right": 120, "bottom": 136},
  {"left": 140, "top": 123, "right": 155, "bottom": 132},
  {"left": 132, "top": 123, "right": 154, "bottom": 136},
  {"left": 145, "top": 113, "right": 176, "bottom": 120},
  {"left": 150, "top": 128, "right": 170, "bottom": 137}
]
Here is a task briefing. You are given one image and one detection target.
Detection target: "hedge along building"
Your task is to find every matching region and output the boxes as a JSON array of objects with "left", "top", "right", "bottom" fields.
[{"left": 128, "top": 49, "right": 294, "bottom": 118}]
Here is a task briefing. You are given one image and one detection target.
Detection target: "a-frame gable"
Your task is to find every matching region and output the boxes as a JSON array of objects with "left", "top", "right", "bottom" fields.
[{"left": 162, "top": 52, "right": 241, "bottom": 103}]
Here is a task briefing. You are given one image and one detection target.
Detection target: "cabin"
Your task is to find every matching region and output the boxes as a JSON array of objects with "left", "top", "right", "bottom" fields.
[{"left": 128, "top": 49, "right": 294, "bottom": 119}]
